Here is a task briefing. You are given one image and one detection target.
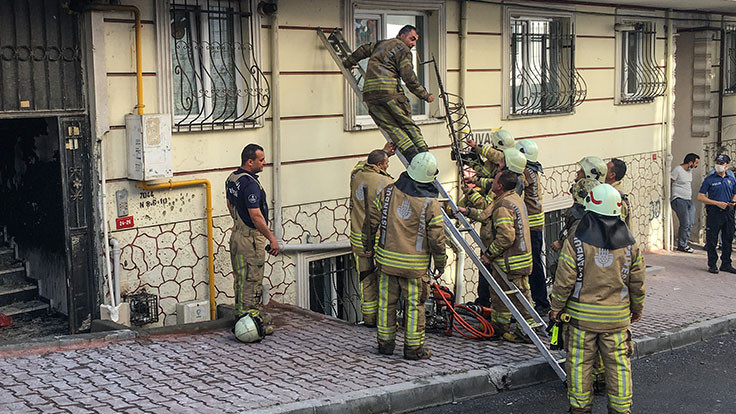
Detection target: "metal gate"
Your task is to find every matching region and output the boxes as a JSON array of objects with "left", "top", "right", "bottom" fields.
[
  {"left": 58, "top": 117, "right": 95, "bottom": 333},
  {"left": 0, "top": 0, "right": 85, "bottom": 114}
]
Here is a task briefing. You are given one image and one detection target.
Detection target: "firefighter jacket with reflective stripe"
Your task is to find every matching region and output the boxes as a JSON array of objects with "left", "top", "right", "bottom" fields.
[
  {"left": 349, "top": 161, "right": 393, "bottom": 254},
  {"left": 345, "top": 38, "right": 430, "bottom": 103},
  {"left": 466, "top": 201, "right": 494, "bottom": 250},
  {"left": 462, "top": 187, "right": 493, "bottom": 211},
  {"left": 551, "top": 238, "right": 646, "bottom": 333},
  {"left": 366, "top": 184, "right": 446, "bottom": 278},
  {"left": 471, "top": 144, "right": 504, "bottom": 183},
  {"left": 483, "top": 190, "right": 533, "bottom": 276},
  {"left": 611, "top": 180, "right": 632, "bottom": 229},
  {"left": 522, "top": 167, "right": 545, "bottom": 231}
]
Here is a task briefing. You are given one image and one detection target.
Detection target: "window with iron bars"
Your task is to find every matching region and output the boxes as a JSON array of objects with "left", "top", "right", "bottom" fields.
[
  {"left": 543, "top": 208, "right": 567, "bottom": 287},
  {"left": 508, "top": 16, "right": 586, "bottom": 117},
  {"left": 308, "top": 254, "right": 363, "bottom": 323},
  {"left": 169, "top": 0, "right": 269, "bottom": 132},
  {"left": 617, "top": 21, "right": 666, "bottom": 104},
  {"left": 725, "top": 27, "right": 736, "bottom": 94}
]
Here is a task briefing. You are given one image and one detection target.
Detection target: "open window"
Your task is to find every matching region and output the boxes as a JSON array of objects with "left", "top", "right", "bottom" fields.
[
  {"left": 615, "top": 20, "right": 666, "bottom": 104},
  {"left": 156, "top": 0, "right": 269, "bottom": 132},
  {"left": 503, "top": 8, "right": 586, "bottom": 118},
  {"left": 343, "top": 0, "right": 446, "bottom": 131}
]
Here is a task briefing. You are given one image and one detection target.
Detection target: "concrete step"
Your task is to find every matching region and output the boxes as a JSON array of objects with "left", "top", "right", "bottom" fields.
[
  {"left": 0, "top": 282, "right": 38, "bottom": 307},
  {"left": 0, "top": 300, "right": 48, "bottom": 318},
  {"left": 0, "top": 265, "right": 26, "bottom": 285},
  {"left": 0, "top": 247, "right": 14, "bottom": 266}
]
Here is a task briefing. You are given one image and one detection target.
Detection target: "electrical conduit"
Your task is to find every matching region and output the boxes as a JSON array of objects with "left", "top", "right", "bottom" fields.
[
  {"left": 271, "top": 4, "right": 283, "bottom": 242},
  {"left": 140, "top": 180, "right": 216, "bottom": 320}
]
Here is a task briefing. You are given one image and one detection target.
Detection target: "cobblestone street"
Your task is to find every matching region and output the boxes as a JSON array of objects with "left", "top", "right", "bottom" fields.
[{"left": 0, "top": 250, "right": 734, "bottom": 413}]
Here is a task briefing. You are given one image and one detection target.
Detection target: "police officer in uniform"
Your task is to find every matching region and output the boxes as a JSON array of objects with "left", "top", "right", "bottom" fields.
[
  {"left": 344, "top": 25, "right": 434, "bottom": 162},
  {"left": 226, "top": 144, "right": 280, "bottom": 331},
  {"left": 350, "top": 143, "right": 395, "bottom": 327},
  {"left": 550, "top": 183, "right": 646, "bottom": 414},
  {"left": 697, "top": 153, "right": 736, "bottom": 274},
  {"left": 365, "top": 152, "right": 446, "bottom": 360}
]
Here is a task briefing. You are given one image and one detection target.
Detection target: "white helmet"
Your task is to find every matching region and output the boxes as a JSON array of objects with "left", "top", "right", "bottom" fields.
[
  {"left": 584, "top": 183, "right": 622, "bottom": 217},
  {"left": 234, "top": 311, "right": 265, "bottom": 343},
  {"left": 491, "top": 129, "right": 515, "bottom": 150},
  {"left": 515, "top": 139, "right": 539, "bottom": 163},
  {"left": 407, "top": 152, "right": 439, "bottom": 183},
  {"left": 503, "top": 148, "right": 527, "bottom": 174},
  {"left": 578, "top": 156, "right": 608, "bottom": 183}
]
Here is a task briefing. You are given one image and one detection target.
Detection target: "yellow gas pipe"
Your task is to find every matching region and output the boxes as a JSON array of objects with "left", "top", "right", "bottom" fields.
[{"left": 140, "top": 180, "right": 216, "bottom": 320}]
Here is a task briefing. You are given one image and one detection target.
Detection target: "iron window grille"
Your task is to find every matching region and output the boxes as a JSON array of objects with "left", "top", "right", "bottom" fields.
[
  {"left": 618, "top": 22, "right": 666, "bottom": 103},
  {"left": 170, "top": 0, "right": 269, "bottom": 132},
  {"left": 725, "top": 27, "right": 736, "bottom": 94},
  {"left": 510, "top": 17, "right": 586, "bottom": 116},
  {"left": 543, "top": 209, "right": 567, "bottom": 287},
  {"left": 308, "top": 253, "right": 363, "bottom": 323}
]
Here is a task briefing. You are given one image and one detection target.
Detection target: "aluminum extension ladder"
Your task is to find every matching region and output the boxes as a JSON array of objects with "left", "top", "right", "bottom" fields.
[{"left": 317, "top": 28, "right": 566, "bottom": 382}]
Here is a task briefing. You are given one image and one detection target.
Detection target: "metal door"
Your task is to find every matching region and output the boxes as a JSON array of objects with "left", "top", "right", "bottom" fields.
[{"left": 58, "top": 116, "right": 95, "bottom": 333}]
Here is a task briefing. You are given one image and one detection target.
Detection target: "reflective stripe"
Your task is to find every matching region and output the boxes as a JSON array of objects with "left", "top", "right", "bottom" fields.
[
  {"left": 489, "top": 242, "right": 502, "bottom": 256},
  {"left": 528, "top": 212, "right": 545, "bottom": 227},
  {"left": 428, "top": 215, "right": 443, "bottom": 226},
  {"left": 350, "top": 231, "right": 364, "bottom": 249},
  {"left": 376, "top": 246, "right": 430, "bottom": 270},
  {"left": 559, "top": 252, "right": 575, "bottom": 268},
  {"left": 494, "top": 252, "right": 533, "bottom": 271},
  {"left": 377, "top": 273, "right": 396, "bottom": 341},
  {"left": 565, "top": 301, "right": 630, "bottom": 323},
  {"left": 632, "top": 254, "right": 643, "bottom": 267},
  {"left": 494, "top": 217, "right": 514, "bottom": 226},
  {"left": 568, "top": 327, "right": 592, "bottom": 408},
  {"left": 491, "top": 310, "right": 511, "bottom": 325},
  {"left": 405, "top": 278, "right": 424, "bottom": 347},
  {"left": 632, "top": 295, "right": 645, "bottom": 304},
  {"left": 550, "top": 291, "right": 567, "bottom": 302}
]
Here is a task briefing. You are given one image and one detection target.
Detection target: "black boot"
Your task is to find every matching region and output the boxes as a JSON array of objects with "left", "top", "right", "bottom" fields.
[{"left": 402, "top": 147, "right": 419, "bottom": 163}]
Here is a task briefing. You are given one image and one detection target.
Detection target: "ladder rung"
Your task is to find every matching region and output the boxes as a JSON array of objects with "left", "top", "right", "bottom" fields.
[
  {"left": 528, "top": 322, "right": 544, "bottom": 329},
  {"left": 503, "top": 289, "right": 518, "bottom": 295}
]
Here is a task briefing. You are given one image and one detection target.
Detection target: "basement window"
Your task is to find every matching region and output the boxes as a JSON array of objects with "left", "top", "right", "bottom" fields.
[
  {"left": 308, "top": 253, "right": 362, "bottom": 323},
  {"left": 167, "top": 0, "right": 269, "bottom": 131},
  {"left": 505, "top": 10, "right": 586, "bottom": 117},
  {"left": 616, "top": 21, "right": 666, "bottom": 104}
]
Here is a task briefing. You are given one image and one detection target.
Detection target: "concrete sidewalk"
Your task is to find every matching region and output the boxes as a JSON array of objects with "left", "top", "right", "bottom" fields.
[{"left": 0, "top": 249, "right": 734, "bottom": 414}]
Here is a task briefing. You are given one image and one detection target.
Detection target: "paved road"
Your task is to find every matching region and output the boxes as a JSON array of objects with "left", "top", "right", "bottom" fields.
[{"left": 416, "top": 330, "right": 736, "bottom": 414}]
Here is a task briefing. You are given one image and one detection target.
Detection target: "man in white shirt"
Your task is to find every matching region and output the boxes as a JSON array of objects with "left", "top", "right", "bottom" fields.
[{"left": 671, "top": 153, "right": 700, "bottom": 253}]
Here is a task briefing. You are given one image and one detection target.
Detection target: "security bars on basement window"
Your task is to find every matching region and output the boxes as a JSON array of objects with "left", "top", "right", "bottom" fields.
[
  {"left": 308, "top": 254, "right": 363, "bottom": 323},
  {"left": 510, "top": 17, "right": 586, "bottom": 116},
  {"left": 543, "top": 209, "right": 566, "bottom": 287},
  {"left": 619, "top": 22, "right": 666, "bottom": 104},
  {"left": 170, "top": 0, "right": 269, "bottom": 132}
]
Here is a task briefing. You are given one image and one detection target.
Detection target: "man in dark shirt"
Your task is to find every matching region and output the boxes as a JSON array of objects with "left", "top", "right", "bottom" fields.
[
  {"left": 697, "top": 154, "right": 736, "bottom": 274},
  {"left": 226, "top": 144, "right": 280, "bottom": 326}
]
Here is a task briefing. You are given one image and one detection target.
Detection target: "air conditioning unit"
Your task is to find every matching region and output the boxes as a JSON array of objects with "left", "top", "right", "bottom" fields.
[
  {"left": 125, "top": 114, "right": 173, "bottom": 181},
  {"left": 176, "top": 300, "right": 210, "bottom": 325}
]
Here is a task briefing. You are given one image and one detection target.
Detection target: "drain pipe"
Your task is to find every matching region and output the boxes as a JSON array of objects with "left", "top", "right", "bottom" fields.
[
  {"left": 99, "top": 137, "right": 116, "bottom": 308},
  {"left": 459, "top": 0, "right": 468, "bottom": 100},
  {"left": 446, "top": 229, "right": 466, "bottom": 304},
  {"left": 110, "top": 237, "right": 121, "bottom": 306},
  {"left": 270, "top": 4, "right": 283, "bottom": 241}
]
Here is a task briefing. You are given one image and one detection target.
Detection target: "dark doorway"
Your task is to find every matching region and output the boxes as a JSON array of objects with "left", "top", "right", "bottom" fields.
[{"left": 0, "top": 117, "right": 68, "bottom": 339}]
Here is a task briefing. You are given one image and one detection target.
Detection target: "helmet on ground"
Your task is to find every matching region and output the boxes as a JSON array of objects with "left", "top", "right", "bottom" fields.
[
  {"left": 491, "top": 129, "right": 515, "bottom": 150},
  {"left": 515, "top": 139, "right": 539, "bottom": 163},
  {"left": 578, "top": 156, "right": 608, "bottom": 183},
  {"left": 407, "top": 152, "right": 439, "bottom": 183},
  {"left": 234, "top": 310, "right": 265, "bottom": 343},
  {"left": 503, "top": 148, "right": 527, "bottom": 174},
  {"left": 571, "top": 178, "right": 600, "bottom": 205},
  {"left": 584, "top": 183, "right": 622, "bottom": 217}
]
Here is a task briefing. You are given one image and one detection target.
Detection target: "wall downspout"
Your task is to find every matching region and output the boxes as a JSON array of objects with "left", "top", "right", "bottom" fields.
[
  {"left": 663, "top": 11, "right": 675, "bottom": 251},
  {"left": 140, "top": 180, "right": 215, "bottom": 320},
  {"left": 110, "top": 238, "right": 121, "bottom": 306},
  {"left": 270, "top": 4, "right": 283, "bottom": 241},
  {"left": 453, "top": 0, "right": 468, "bottom": 299},
  {"left": 717, "top": 18, "right": 726, "bottom": 149}
]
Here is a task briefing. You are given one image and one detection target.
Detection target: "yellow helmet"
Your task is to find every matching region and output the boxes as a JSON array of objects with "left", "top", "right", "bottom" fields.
[
  {"left": 503, "top": 148, "right": 527, "bottom": 174},
  {"left": 515, "top": 139, "right": 539, "bottom": 163},
  {"left": 492, "top": 129, "right": 515, "bottom": 150}
]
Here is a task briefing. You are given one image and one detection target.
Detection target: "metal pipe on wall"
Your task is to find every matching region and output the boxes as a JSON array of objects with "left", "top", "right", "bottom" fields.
[
  {"left": 140, "top": 180, "right": 216, "bottom": 320},
  {"left": 110, "top": 237, "right": 121, "bottom": 306},
  {"left": 662, "top": 12, "right": 675, "bottom": 251},
  {"left": 270, "top": 4, "right": 283, "bottom": 242}
]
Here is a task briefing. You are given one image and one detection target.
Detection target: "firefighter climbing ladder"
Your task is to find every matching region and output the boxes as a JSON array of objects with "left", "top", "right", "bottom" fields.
[{"left": 317, "top": 28, "right": 566, "bottom": 382}]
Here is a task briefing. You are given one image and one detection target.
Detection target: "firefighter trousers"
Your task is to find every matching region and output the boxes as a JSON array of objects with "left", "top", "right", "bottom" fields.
[
  {"left": 565, "top": 325, "right": 634, "bottom": 414},
  {"left": 377, "top": 272, "right": 429, "bottom": 352},
  {"left": 488, "top": 265, "right": 533, "bottom": 332},
  {"left": 230, "top": 226, "right": 268, "bottom": 319},
  {"left": 366, "top": 97, "right": 428, "bottom": 158},
  {"left": 354, "top": 253, "right": 378, "bottom": 326}
]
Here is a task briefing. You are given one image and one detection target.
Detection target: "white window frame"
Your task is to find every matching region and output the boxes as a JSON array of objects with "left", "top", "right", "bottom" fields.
[
  {"left": 343, "top": 0, "right": 446, "bottom": 132},
  {"left": 296, "top": 249, "right": 360, "bottom": 322},
  {"left": 155, "top": 0, "right": 265, "bottom": 131},
  {"left": 614, "top": 13, "right": 661, "bottom": 104},
  {"left": 502, "top": 6, "right": 576, "bottom": 119}
]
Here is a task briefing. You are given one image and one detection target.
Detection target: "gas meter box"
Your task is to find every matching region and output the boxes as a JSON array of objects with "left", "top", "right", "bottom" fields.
[
  {"left": 176, "top": 300, "right": 210, "bottom": 324},
  {"left": 125, "top": 114, "right": 173, "bottom": 181}
]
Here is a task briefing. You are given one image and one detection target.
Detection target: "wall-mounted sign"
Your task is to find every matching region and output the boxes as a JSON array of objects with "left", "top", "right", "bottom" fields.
[{"left": 115, "top": 216, "right": 135, "bottom": 230}]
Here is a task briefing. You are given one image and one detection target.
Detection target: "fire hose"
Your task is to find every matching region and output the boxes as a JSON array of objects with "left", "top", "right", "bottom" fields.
[{"left": 430, "top": 283, "right": 495, "bottom": 340}]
